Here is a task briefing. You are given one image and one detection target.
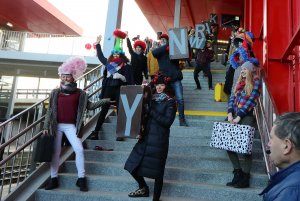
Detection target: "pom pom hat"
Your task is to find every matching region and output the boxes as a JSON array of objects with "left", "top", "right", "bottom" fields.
[
  {"left": 112, "top": 29, "right": 126, "bottom": 55},
  {"left": 134, "top": 40, "right": 147, "bottom": 51},
  {"left": 58, "top": 56, "right": 87, "bottom": 80},
  {"left": 159, "top": 33, "right": 169, "bottom": 41}
]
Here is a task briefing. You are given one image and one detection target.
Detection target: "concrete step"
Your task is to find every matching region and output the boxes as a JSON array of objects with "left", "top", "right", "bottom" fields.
[
  {"left": 62, "top": 161, "right": 267, "bottom": 188},
  {"left": 35, "top": 174, "right": 263, "bottom": 201},
  {"left": 99, "top": 124, "right": 263, "bottom": 150},
  {"left": 35, "top": 189, "right": 211, "bottom": 201},
  {"left": 84, "top": 140, "right": 263, "bottom": 159},
  {"left": 82, "top": 150, "right": 265, "bottom": 174},
  {"left": 107, "top": 116, "right": 224, "bottom": 128}
]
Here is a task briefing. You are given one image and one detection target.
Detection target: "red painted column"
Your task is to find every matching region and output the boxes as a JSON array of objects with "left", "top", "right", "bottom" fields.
[
  {"left": 249, "top": 0, "right": 263, "bottom": 69},
  {"left": 293, "top": 0, "right": 300, "bottom": 112},
  {"left": 244, "top": 0, "right": 250, "bottom": 30},
  {"left": 263, "top": 0, "right": 294, "bottom": 113}
]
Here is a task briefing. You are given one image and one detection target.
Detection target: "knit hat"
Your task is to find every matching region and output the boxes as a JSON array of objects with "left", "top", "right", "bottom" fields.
[
  {"left": 151, "top": 72, "right": 171, "bottom": 85},
  {"left": 58, "top": 56, "right": 87, "bottom": 79},
  {"left": 111, "top": 29, "right": 127, "bottom": 55},
  {"left": 133, "top": 40, "right": 147, "bottom": 51},
  {"left": 159, "top": 33, "right": 169, "bottom": 41},
  {"left": 241, "top": 61, "right": 254, "bottom": 72}
]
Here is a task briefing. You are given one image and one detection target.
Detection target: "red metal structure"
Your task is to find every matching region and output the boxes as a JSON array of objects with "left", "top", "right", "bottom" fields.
[
  {"left": 245, "top": 0, "right": 300, "bottom": 114},
  {"left": 0, "top": 0, "right": 82, "bottom": 35},
  {"left": 136, "top": 0, "right": 300, "bottom": 114}
]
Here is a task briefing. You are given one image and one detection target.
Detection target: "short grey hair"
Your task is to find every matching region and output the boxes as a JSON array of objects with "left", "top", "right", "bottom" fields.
[{"left": 274, "top": 112, "right": 300, "bottom": 150}]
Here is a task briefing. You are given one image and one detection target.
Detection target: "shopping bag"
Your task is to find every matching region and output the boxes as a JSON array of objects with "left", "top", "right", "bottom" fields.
[
  {"left": 210, "top": 122, "right": 255, "bottom": 154},
  {"left": 34, "top": 135, "right": 54, "bottom": 162}
]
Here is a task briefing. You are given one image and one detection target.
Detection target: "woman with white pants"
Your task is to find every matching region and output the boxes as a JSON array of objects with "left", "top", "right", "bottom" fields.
[{"left": 43, "top": 57, "right": 111, "bottom": 192}]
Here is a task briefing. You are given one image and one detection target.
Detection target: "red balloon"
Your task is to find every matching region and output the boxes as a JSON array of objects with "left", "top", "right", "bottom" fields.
[
  {"left": 85, "top": 43, "right": 92, "bottom": 50},
  {"left": 93, "top": 42, "right": 97, "bottom": 50}
]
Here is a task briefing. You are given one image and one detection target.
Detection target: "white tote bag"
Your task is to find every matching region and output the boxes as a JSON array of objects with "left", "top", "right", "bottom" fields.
[{"left": 210, "top": 122, "right": 255, "bottom": 154}]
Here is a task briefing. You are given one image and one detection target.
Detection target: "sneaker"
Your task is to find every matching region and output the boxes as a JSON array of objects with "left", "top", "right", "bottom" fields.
[
  {"left": 209, "top": 87, "right": 214, "bottom": 90},
  {"left": 195, "top": 86, "right": 202, "bottom": 90},
  {"left": 45, "top": 177, "right": 59, "bottom": 190},
  {"left": 88, "top": 131, "right": 99, "bottom": 140},
  {"left": 179, "top": 119, "right": 188, "bottom": 127}
]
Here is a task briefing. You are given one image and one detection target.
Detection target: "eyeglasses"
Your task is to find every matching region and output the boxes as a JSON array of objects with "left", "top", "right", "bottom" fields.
[{"left": 61, "top": 74, "right": 73, "bottom": 79}]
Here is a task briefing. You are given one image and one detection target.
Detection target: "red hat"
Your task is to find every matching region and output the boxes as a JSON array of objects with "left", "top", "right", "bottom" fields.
[
  {"left": 159, "top": 33, "right": 169, "bottom": 40},
  {"left": 133, "top": 40, "right": 147, "bottom": 50}
]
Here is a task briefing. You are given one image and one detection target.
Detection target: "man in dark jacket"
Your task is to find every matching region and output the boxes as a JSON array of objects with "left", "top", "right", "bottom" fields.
[
  {"left": 194, "top": 41, "right": 214, "bottom": 90},
  {"left": 260, "top": 112, "right": 300, "bottom": 201},
  {"left": 152, "top": 33, "right": 188, "bottom": 126},
  {"left": 126, "top": 35, "right": 148, "bottom": 85}
]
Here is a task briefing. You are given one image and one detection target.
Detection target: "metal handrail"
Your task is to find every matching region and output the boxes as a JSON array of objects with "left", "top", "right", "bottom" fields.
[
  {"left": 0, "top": 64, "right": 103, "bottom": 200},
  {"left": 254, "top": 78, "right": 278, "bottom": 178}
]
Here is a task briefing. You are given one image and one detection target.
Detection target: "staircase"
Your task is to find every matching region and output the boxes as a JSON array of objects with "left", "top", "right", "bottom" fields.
[{"left": 34, "top": 62, "right": 268, "bottom": 201}]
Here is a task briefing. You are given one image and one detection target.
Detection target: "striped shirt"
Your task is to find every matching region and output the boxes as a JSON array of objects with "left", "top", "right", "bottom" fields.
[{"left": 228, "top": 77, "right": 261, "bottom": 118}]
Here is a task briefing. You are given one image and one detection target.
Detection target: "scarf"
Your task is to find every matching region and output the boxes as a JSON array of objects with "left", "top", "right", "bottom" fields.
[
  {"left": 235, "top": 80, "right": 245, "bottom": 92},
  {"left": 152, "top": 92, "right": 169, "bottom": 102},
  {"left": 106, "top": 57, "right": 125, "bottom": 77},
  {"left": 60, "top": 81, "right": 77, "bottom": 94}
]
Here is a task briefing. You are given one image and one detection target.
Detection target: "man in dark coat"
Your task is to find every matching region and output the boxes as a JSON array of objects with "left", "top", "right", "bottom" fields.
[
  {"left": 260, "top": 112, "right": 300, "bottom": 201},
  {"left": 126, "top": 35, "right": 148, "bottom": 85},
  {"left": 152, "top": 33, "right": 188, "bottom": 126},
  {"left": 124, "top": 73, "right": 176, "bottom": 201}
]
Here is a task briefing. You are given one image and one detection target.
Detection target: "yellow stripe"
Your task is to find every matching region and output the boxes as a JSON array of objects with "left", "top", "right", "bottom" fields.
[
  {"left": 177, "top": 110, "right": 227, "bottom": 116},
  {"left": 183, "top": 69, "right": 225, "bottom": 73}
]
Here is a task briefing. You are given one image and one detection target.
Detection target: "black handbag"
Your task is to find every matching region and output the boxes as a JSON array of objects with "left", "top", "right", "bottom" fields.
[{"left": 34, "top": 135, "right": 54, "bottom": 162}]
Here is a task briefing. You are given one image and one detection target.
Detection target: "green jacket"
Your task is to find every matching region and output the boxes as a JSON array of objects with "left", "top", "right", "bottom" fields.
[{"left": 43, "top": 88, "right": 109, "bottom": 136}]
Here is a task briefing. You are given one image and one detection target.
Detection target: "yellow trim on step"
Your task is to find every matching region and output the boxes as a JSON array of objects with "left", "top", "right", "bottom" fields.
[
  {"left": 183, "top": 69, "right": 225, "bottom": 73},
  {"left": 178, "top": 110, "right": 227, "bottom": 116}
]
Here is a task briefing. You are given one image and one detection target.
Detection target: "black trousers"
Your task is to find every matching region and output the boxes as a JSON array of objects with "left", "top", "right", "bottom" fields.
[
  {"left": 131, "top": 169, "right": 164, "bottom": 201},
  {"left": 94, "top": 86, "right": 120, "bottom": 132},
  {"left": 194, "top": 63, "right": 212, "bottom": 88}
]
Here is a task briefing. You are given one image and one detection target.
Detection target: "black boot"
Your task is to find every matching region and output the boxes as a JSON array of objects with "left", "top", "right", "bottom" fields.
[
  {"left": 234, "top": 173, "right": 250, "bottom": 188},
  {"left": 76, "top": 177, "right": 88, "bottom": 192},
  {"left": 88, "top": 131, "right": 99, "bottom": 140},
  {"left": 45, "top": 177, "right": 59, "bottom": 190},
  {"left": 226, "top": 169, "right": 244, "bottom": 187}
]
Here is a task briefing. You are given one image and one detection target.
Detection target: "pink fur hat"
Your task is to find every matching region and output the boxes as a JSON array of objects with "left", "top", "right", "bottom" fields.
[{"left": 58, "top": 56, "right": 87, "bottom": 79}]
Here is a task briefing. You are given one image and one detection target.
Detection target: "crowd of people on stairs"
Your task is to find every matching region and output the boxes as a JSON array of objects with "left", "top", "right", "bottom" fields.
[{"left": 40, "top": 27, "right": 300, "bottom": 201}]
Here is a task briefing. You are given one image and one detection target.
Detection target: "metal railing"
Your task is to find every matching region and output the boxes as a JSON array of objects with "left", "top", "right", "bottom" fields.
[
  {"left": 255, "top": 78, "right": 278, "bottom": 178},
  {"left": 0, "top": 65, "right": 103, "bottom": 200},
  {"left": 0, "top": 30, "right": 97, "bottom": 56},
  {"left": 0, "top": 89, "right": 53, "bottom": 100}
]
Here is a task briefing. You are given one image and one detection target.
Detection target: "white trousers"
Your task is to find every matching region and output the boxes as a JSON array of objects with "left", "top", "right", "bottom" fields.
[{"left": 51, "top": 123, "right": 85, "bottom": 178}]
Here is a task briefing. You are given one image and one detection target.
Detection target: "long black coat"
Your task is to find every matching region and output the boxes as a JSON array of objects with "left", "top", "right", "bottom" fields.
[{"left": 124, "top": 95, "right": 176, "bottom": 179}]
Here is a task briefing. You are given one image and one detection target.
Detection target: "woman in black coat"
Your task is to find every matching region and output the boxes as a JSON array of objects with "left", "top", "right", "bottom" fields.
[{"left": 124, "top": 73, "right": 177, "bottom": 201}]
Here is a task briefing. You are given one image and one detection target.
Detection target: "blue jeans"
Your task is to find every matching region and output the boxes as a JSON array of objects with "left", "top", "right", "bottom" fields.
[{"left": 170, "top": 80, "right": 185, "bottom": 120}]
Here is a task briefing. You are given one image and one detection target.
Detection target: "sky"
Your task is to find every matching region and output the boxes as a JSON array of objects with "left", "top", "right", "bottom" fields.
[{"left": 48, "top": 0, "right": 157, "bottom": 40}]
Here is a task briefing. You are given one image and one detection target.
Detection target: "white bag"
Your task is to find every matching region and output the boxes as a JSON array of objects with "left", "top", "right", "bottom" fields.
[{"left": 210, "top": 122, "right": 255, "bottom": 154}]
